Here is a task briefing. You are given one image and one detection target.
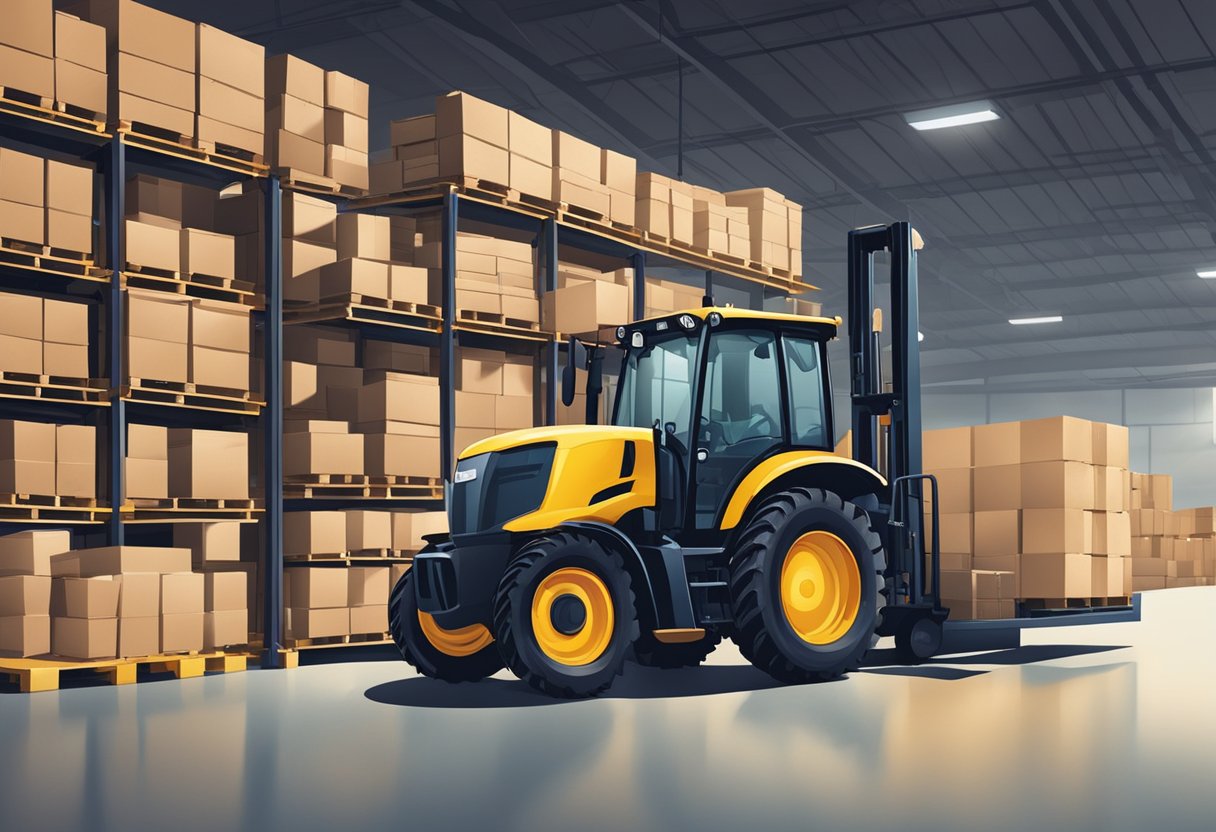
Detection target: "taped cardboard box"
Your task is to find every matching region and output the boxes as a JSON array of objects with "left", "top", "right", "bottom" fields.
[
  {"left": 0, "top": 43, "right": 54, "bottom": 101},
  {"left": 0, "top": 614, "right": 50, "bottom": 657},
  {"left": 0, "top": 147, "right": 45, "bottom": 207},
  {"left": 0, "top": 530, "right": 70, "bottom": 576}
]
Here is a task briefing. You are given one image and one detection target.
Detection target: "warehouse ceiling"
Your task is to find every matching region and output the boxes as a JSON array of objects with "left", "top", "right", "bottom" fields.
[{"left": 146, "top": 0, "right": 1216, "bottom": 395}]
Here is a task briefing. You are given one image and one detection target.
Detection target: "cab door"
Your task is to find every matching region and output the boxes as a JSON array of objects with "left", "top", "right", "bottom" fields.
[{"left": 692, "top": 329, "right": 785, "bottom": 529}]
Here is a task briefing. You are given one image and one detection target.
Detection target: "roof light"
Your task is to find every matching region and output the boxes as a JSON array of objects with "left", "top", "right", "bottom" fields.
[
  {"left": 1009, "top": 315, "right": 1063, "bottom": 325},
  {"left": 917, "top": 332, "right": 924, "bottom": 342},
  {"left": 1197, "top": 269, "right": 1216, "bottom": 278},
  {"left": 905, "top": 101, "right": 1000, "bottom": 131}
]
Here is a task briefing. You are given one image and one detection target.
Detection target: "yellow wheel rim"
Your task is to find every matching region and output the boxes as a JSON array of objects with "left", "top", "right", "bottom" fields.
[
  {"left": 780, "top": 530, "right": 862, "bottom": 645},
  {"left": 530, "top": 567, "right": 615, "bottom": 666},
  {"left": 417, "top": 611, "right": 494, "bottom": 657}
]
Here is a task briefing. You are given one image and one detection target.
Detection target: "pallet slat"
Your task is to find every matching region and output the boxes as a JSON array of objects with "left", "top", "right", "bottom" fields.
[{"left": 0, "top": 651, "right": 249, "bottom": 693}]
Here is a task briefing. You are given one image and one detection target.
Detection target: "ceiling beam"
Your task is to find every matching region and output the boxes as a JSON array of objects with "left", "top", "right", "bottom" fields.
[{"left": 920, "top": 344, "right": 1216, "bottom": 384}]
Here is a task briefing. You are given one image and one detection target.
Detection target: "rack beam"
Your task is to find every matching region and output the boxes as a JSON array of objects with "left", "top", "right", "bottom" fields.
[
  {"left": 106, "top": 136, "right": 126, "bottom": 545},
  {"left": 263, "top": 175, "right": 284, "bottom": 669}
]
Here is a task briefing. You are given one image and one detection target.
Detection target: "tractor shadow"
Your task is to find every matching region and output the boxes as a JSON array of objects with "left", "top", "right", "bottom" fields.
[
  {"left": 365, "top": 662, "right": 783, "bottom": 709},
  {"left": 858, "top": 643, "right": 1130, "bottom": 681}
]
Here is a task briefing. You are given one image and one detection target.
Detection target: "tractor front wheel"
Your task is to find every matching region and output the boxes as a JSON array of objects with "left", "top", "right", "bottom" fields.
[{"left": 389, "top": 567, "right": 504, "bottom": 683}]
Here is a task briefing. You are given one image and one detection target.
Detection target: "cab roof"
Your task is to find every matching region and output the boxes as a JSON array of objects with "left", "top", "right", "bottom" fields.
[{"left": 635, "top": 306, "right": 842, "bottom": 330}]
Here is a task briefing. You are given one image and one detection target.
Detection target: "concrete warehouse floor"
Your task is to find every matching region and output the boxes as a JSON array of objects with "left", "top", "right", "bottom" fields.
[{"left": 0, "top": 588, "right": 1212, "bottom": 832}]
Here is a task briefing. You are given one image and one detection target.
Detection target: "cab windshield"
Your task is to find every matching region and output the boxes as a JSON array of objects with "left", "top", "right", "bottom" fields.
[{"left": 613, "top": 332, "right": 697, "bottom": 454}]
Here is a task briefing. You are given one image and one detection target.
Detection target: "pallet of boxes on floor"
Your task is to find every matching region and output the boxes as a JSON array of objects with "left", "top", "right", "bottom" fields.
[
  {"left": 0, "top": 527, "right": 252, "bottom": 692},
  {"left": 921, "top": 415, "right": 1215, "bottom": 620}
]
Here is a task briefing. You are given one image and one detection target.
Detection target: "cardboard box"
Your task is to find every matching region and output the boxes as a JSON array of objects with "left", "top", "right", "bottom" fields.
[
  {"left": 972, "top": 421, "right": 1020, "bottom": 468},
  {"left": 326, "top": 145, "right": 368, "bottom": 191},
  {"left": 390, "top": 114, "right": 435, "bottom": 146},
  {"left": 358, "top": 375, "right": 440, "bottom": 424},
  {"left": 1021, "top": 552, "right": 1091, "bottom": 598},
  {"left": 190, "top": 345, "right": 248, "bottom": 391},
  {"left": 349, "top": 604, "right": 387, "bottom": 635},
  {"left": 45, "top": 209, "right": 93, "bottom": 254},
  {"left": 510, "top": 154, "right": 553, "bottom": 200},
  {"left": 4, "top": 0, "right": 54, "bottom": 57},
  {"left": 203, "top": 608, "right": 246, "bottom": 648},
  {"left": 0, "top": 292, "right": 43, "bottom": 339},
  {"left": 0, "top": 42, "right": 54, "bottom": 100},
  {"left": 0, "top": 614, "right": 50, "bottom": 657},
  {"left": 972, "top": 510, "right": 1019, "bottom": 557},
  {"left": 266, "top": 53, "right": 324, "bottom": 105},
  {"left": 43, "top": 297, "right": 89, "bottom": 345},
  {"left": 160, "top": 611, "right": 203, "bottom": 652},
  {"left": 46, "top": 158, "right": 94, "bottom": 216},
  {"left": 438, "top": 133, "right": 509, "bottom": 183},
  {"left": 113, "top": 572, "right": 158, "bottom": 618},
  {"left": 1020, "top": 461, "right": 1095, "bottom": 510},
  {"left": 52, "top": 575, "right": 119, "bottom": 618},
  {"left": 0, "top": 147, "right": 45, "bottom": 207},
  {"left": 118, "top": 615, "right": 158, "bottom": 657},
  {"left": 52, "top": 615, "right": 116, "bottom": 659},
  {"left": 364, "top": 434, "right": 441, "bottom": 480},
  {"left": 72, "top": 0, "right": 195, "bottom": 70},
  {"left": 0, "top": 459, "right": 55, "bottom": 496},
  {"left": 496, "top": 394, "right": 533, "bottom": 431},
  {"left": 191, "top": 298, "right": 250, "bottom": 352},
  {"left": 932, "top": 467, "right": 972, "bottom": 514},
  {"left": 1022, "top": 508, "right": 1090, "bottom": 554},
  {"left": 167, "top": 428, "right": 249, "bottom": 499},
  {"left": 389, "top": 265, "right": 431, "bottom": 306},
  {"left": 319, "top": 258, "right": 389, "bottom": 300},
  {"left": 283, "top": 192, "right": 336, "bottom": 243},
  {"left": 1092, "top": 422, "right": 1130, "bottom": 469},
  {"left": 126, "top": 220, "right": 181, "bottom": 272},
  {"left": 923, "top": 426, "right": 972, "bottom": 470},
  {"left": 346, "top": 511, "right": 392, "bottom": 552},
  {"left": 50, "top": 545, "right": 188, "bottom": 578},
  {"left": 553, "top": 131, "right": 600, "bottom": 180},
  {"left": 391, "top": 510, "right": 448, "bottom": 552},
  {"left": 127, "top": 335, "right": 188, "bottom": 383},
  {"left": 173, "top": 522, "right": 241, "bottom": 564},
  {"left": 203, "top": 571, "right": 246, "bottom": 612},
  {"left": 284, "top": 512, "right": 346, "bottom": 557},
  {"left": 0, "top": 198, "right": 45, "bottom": 245},
  {"left": 269, "top": 128, "right": 324, "bottom": 174},
  {"left": 336, "top": 213, "right": 389, "bottom": 261},
  {"left": 347, "top": 565, "right": 389, "bottom": 606},
  {"left": 362, "top": 341, "right": 431, "bottom": 375},
  {"left": 160, "top": 571, "right": 203, "bottom": 615},
  {"left": 324, "top": 110, "right": 369, "bottom": 155},
  {"left": 0, "top": 574, "right": 52, "bottom": 616},
  {"left": 284, "top": 431, "right": 364, "bottom": 477},
  {"left": 325, "top": 70, "right": 368, "bottom": 118},
  {"left": 115, "top": 50, "right": 193, "bottom": 109},
  {"left": 180, "top": 228, "right": 235, "bottom": 279},
  {"left": 1021, "top": 416, "right": 1093, "bottom": 464},
  {"left": 600, "top": 148, "right": 635, "bottom": 193},
  {"left": 0, "top": 334, "right": 42, "bottom": 374},
  {"left": 0, "top": 530, "right": 69, "bottom": 577},
  {"left": 196, "top": 22, "right": 264, "bottom": 96},
  {"left": 0, "top": 419, "right": 55, "bottom": 464},
  {"left": 973, "top": 463, "right": 1021, "bottom": 512},
  {"left": 543, "top": 280, "right": 630, "bottom": 335},
  {"left": 936, "top": 512, "right": 972, "bottom": 555},
  {"left": 286, "top": 567, "right": 347, "bottom": 609},
  {"left": 286, "top": 606, "right": 348, "bottom": 639},
  {"left": 436, "top": 90, "right": 509, "bottom": 146}
]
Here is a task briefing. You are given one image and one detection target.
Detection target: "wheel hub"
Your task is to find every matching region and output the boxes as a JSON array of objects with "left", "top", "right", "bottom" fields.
[
  {"left": 549, "top": 593, "right": 587, "bottom": 635},
  {"left": 779, "top": 530, "right": 862, "bottom": 645}
]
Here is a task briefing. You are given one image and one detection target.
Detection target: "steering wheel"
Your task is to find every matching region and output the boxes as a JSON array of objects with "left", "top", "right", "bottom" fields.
[
  {"left": 699, "top": 415, "right": 726, "bottom": 452},
  {"left": 747, "top": 407, "right": 779, "bottom": 437}
]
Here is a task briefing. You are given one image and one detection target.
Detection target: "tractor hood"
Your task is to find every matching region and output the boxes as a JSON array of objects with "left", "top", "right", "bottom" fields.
[{"left": 451, "top": 425, "right": 656, "bottom": 535}]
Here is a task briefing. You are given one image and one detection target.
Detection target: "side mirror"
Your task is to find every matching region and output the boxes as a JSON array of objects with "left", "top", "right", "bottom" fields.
[{"left": 561, "top": 336, "right": 587, "bottom": 407}]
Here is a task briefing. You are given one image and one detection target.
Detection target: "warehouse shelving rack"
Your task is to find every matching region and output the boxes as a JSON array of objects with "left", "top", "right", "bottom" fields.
[{"left": 1, "top": 105, "right": 811, "bottom": 670}]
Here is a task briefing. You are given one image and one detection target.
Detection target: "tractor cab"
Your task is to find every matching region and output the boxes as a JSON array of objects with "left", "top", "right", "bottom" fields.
[{"left": 570, "top": 308, "right": 841, "bottom": 537}]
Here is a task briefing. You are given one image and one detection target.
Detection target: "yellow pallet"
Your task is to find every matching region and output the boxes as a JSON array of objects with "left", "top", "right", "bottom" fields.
[{"left": 0, "top": 651, "right": 248, "bottom": 693}]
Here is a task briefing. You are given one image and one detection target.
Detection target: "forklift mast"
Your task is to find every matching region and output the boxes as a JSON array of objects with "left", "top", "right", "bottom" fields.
[{"left": 847, "top": 222, "right": 936, "bottom": 609}]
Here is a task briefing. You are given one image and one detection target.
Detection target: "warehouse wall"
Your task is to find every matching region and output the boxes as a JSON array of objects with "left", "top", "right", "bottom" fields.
[{"left": 921, "top": 388, "right": 1216, "bottom": 509}]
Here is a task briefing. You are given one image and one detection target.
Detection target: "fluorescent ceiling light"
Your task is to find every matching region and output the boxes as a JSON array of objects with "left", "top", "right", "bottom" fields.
[
  {"left": 1197, "top": 269, "right": 1216, "bottom": 278},
  {"left": 1009, "top": 315, "right": 1063, "bottom": 325},
  {"left": 905, "top": 101, "right": 1000, "bottom": 131}
]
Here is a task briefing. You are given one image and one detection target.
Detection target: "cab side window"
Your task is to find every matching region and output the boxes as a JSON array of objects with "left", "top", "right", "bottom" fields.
[{"left": 783, "top": 336, "right": 827, "bottom": 448}]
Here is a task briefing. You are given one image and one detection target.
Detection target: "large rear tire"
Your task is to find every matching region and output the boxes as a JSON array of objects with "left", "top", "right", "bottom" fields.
[
  {"left": 729, "top": 487, "right": 885, "bottom": 684},
  {"left": 389, "top": 567, "right": 504, "bottom": 683},
  {"left": 493, "top": 532, "right": 638, "bottom": 698}
]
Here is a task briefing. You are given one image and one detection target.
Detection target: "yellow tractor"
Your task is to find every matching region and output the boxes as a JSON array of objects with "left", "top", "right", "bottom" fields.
[{"left": 390, "top": 222, "right": 944, "bottom": 697}]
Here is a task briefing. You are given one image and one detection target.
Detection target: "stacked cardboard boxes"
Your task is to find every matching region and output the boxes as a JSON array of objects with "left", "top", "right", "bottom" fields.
[
  {"left": 201, "top": 570, "right": 247, "bottom": 649},
  {"left": 126, "top": 174, "right": 238, "bottom": 279},
  {"left": 0, "top": 529, "right": 65, "bottom": 657},
  {"left": 411, "top": 225, "right": 536, "bottom": 322},
  {"left": 126, "top": 288, "right": 252, "bottom": 392},
  {"left": 724, "top": 187, "right": 804, "bottom": 276},
  {"left": 542, "top": 262, "right": 631, "bottom": 335},
  {"left": 195, "top": 23, "right": 264, "bottom": 158},
  {"left": 0, "top": 292, "right": 90, "bottom": 378},
  {"left": 924, "top": 416, "right": 1133, "bottom": 617},
  {"left": 266, "top": 54, "right": 369, "bottom": 191},
  {"left": 0, "top": 0, "right": 55, "bottom": 102},
  {"left": 125, "top": 422, "right": 165, "bottom": 499},
  {"left": 124, "top": 425, "right": 249, "bottom": 501},
  {"left": 55, "top": 10, "right": 107, "bottom": 118},
  {"left": 281, "top": 192, "right": 337, "bottom": 303},
  {"left": 645, "top": 277, "right": 703, "bottom": 317},
  {"left": 376, "top": 114, "right": 439, "bottom": 192},
  {"left": 0, "top": 419, "right": 95, "bottom": 499},
  {"left": 71, "top": 0, "right": 198, "bottom": 138},
  {"left": 1127, "top": 475, "right": 1216, "bottom": 590},
  {"left": 692, "top": 187, "right": 750, "bottom": 260},
  {"left": 347, "top": 566, "right": 390, "bottom": 636},
  {"left": 455, "top": 348, "right": 534, "bottom": 451},
  {"left": 324, "top": 70, "right": 370, "bottom": 191},
  {"left": 636, "top": 173, "right": 695, "bottom": 245},
  {"left": 284, "top": 567, "right": 348, "bottom": 640},
  {"left": 0, "top": 148, "right": 95, "bottom": 251}
]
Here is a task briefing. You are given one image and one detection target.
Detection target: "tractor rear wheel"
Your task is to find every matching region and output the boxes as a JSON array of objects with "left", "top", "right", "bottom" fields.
[
  {"left": 729, "top": 487, "right": 886, "bottom": 684},
  {"left": 493, "top": 532, "right": 638, "bottom": 698},
  {"left": 633, "top": 629, "right": 722, "bottom": 669},
  {"left": 389, "top": 567, "right": 503, "bottom": 683}
]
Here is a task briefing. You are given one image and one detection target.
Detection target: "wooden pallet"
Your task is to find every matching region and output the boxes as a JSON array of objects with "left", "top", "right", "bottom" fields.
[
  {"left": 275, "top": 167, "right": 366, "bottom": 198},
  {"left": 285, "top": 632, "right": 392, "bottom": 650},
  {"left": 455, "top": 309, "right": 550, "bottom": 342},
  {"left": 128, "top": 496, "right": 258, "bottom": 511},
  {"left": 284, "top": 299, "right": 443, "bottom": 334},
  {"left": 285, "top": 551, "right": 415, "bottom": 563},
  {"left": 1021, "top": 596, "right": 1133, "bottom": 611},
  {"left": 282, "top": 480, "right": 444, "bottom": 501},
  {"left": 115, "top": 120, "right": 268, "bottom": 177},
  {"left": 123, "top": 496, "right": 262, "bottom": 524},
  {"left": 123, "top": 266, "right": 259, "bottom": 306},
  {"left": 0, "top": 87, "right": 109, "bottom": 136},
  {"left": 286, "top": 474, "right": 440, "bottom": 487},
  {"left": 0, "top": 240, "right": 108, "bottom": 283},
  {"left": 0, "top": 499, "right": 109, "bottom": 524},
  {"left": 0, "top": 492, "right": 99, "bottom": 509},
  {"left": 53, "top": 99, "right": 106, "bottom": 125},
  {"left": 0, "top": 651, "right": 248, "bottom": 693},
  {"left": 123, "top": 378, "right": 264, "bottom": 415},
  {"left": 0, "top": 371, "right": 110, "bottom": 406}
]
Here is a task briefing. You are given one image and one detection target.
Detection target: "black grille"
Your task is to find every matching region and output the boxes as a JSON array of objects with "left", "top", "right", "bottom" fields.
[{"left": 450, "top": 443, "right": 555, "bottom": 535}]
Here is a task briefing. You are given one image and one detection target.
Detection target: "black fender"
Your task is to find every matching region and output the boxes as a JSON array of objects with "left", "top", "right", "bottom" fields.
[{"left": 560, "top": 521, "right": 662, "bottom": 631}]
